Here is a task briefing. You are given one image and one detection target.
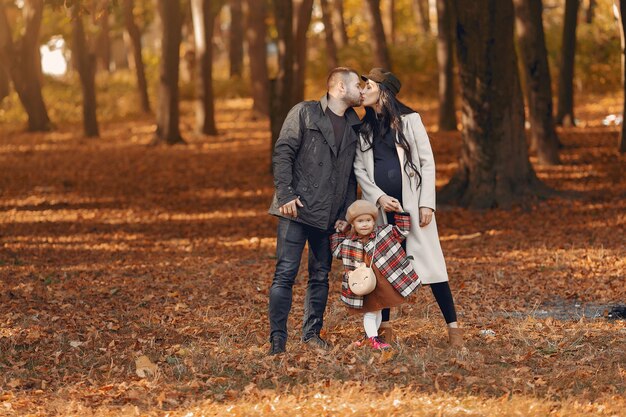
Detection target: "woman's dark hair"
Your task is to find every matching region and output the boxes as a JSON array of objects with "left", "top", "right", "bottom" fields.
[{"left": 359, "top": 84, "right": 422, "bottom": 187}]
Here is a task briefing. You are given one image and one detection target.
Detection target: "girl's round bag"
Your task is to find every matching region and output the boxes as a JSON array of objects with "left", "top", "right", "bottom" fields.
[{"left": 348, "top": 263, "right": 376, "bottom": 296}]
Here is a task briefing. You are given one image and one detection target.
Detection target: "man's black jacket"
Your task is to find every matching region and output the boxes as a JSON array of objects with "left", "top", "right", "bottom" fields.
[{"left": 269, "top": 95, "right": 360, "bottom": 230}]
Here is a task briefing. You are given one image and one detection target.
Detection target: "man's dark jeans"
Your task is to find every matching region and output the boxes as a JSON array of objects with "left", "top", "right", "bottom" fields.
[{"left": 269, "top": 217, "right": 332, "bottom": 342}]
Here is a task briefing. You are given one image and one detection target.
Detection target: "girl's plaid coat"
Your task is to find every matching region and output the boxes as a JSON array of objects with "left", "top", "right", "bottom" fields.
[{"left": 330, "top": 213, "right": 421, "bottom": 309}]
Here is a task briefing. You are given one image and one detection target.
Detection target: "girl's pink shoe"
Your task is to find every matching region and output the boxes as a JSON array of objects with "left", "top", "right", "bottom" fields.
[{"left": 369, "top": 336, "right": 391, "bottom": 350}]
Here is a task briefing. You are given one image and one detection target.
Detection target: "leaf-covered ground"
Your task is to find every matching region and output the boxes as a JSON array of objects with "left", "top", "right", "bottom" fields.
[{"left": 0, "top": 97, "right": 625, "bottom": 416}]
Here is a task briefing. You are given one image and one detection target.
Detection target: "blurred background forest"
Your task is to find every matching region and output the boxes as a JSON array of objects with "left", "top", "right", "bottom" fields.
[{"left": 0, "top": 0, "right": 623, "bottom": 130}]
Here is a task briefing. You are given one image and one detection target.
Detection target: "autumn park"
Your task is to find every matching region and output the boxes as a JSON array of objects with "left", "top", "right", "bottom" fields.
[{"left": 0, "top": 0, "right": 625, "bottom": 415}]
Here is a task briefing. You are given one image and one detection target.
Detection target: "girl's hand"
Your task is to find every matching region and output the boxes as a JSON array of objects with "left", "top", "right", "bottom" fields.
[
  {"left": 419, "top": 207, "right": 433, "bottom": 227},
  {"left": 378, "top": 195, "right": 402, "bottom": 212}
]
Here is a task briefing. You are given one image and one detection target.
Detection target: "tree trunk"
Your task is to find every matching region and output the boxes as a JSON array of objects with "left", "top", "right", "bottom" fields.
[
  {"left": 414, "top": 0, "right": 431, "bottom": 33},
  {"left": 436, "top": 0, "right": 457, "bottom": 131},
  {"left": 383, "top": 0, "right": 396, "bottom": 44},
  {"left": 292, "top": 0, "right": 314, "bottom": 103},
  {"left": 586, "top": 0, "right": 596, "bottom": 24},
  {"left": 366, "top": 0, "right": 392, "bottom": 69},
  {"left": 617, "top": 0, "right": 626, "bottom": 153},
  {"left": 332, "top": 0, "right": 348, "bottom": 48},
  {"left": 229, "top": 0, "right": 244, "bottom": 78},
  {"left": 155, "top": 0, "right": 184, "bottom": 144},
  {"left": 191, "top": 0, "right": 219, "bottom": 135},
  {"left": 122, "top": 0, "right": 151, "bottom": 113},
  {"left": 556, "top": 0, "right": 579, "bottom": 127},
  {"left": 440, "top": 0, "right": 548, "bottom": 209},
  {"left": 513, "top": 0, "right": 560, "bottom": 164},
  {"left": 0, "top": 0, "right": 51, "bottom": 131},
  {"left": 270, "top": 0, "right": 295, "bottom": 156},
  {"left": 244, "top": 0, "right": 269, "bottom": 116},
  {"left": 96, "top": 8, "right": 111, "bottom": 72},
  {"left": 72, "top": 6, "right": 99, "bottom": 137},
  {"left": 0, "top": 64, "right": 9, "bottom": 102},
  {"left": 320, "top": 0, "right": 339, "bottom": 71}
]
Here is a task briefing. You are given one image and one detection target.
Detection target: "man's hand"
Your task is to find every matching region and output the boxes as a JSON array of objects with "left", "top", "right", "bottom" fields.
[
  {"left": 378, "top": 195, "right": 402, "bottom": 212},
  {"left": 334, "top": 220, "right": 350, "bottom": 233},
  {"left": 279, "top": 197, "right": 304, "bottom": 218},
  {"left": 419, "top": 207, "right": 433, "bottom": 227}
]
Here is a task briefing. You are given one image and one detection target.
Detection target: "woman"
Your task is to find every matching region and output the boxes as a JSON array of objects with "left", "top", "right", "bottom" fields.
[{"left": 353, "top": 68, "right": 463, "bottom": 347}]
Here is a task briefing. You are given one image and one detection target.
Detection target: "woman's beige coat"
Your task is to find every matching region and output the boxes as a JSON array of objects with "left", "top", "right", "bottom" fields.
[{"left": 353, "top": 113, "right": 449, "bottom": 284}]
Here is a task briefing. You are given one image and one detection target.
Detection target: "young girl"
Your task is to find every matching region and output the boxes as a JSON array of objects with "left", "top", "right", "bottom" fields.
[{"left": 331, "top": 200, "right": 421, "bottom": 350}]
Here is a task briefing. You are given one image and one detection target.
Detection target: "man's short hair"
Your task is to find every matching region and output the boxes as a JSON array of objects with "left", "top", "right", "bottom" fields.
[{"left": 327, "top": 67, "right": 358, "bottom": 90}]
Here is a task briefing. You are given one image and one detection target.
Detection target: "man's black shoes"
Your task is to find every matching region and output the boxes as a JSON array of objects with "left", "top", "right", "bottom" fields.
[{"left": 269, "top": 337, "right": 286, "bottom": 355}]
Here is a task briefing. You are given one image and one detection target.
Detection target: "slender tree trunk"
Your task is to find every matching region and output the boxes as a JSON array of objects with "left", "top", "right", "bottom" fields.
[
  {"left": 332, "top": 0, "right": 348, "bottom": 48},
  {"left": 617, "top": 0, "right": 626, "bottom": 153},
  {"left": 191, "top": 0, "right": 218, "bottom": 135},
  {"left": 440, "top": 0, "right": 549, "bottom": 209},
  {"left": 122, "top": 0, "right": 151, "bottom": 113},
  {"left": 436, "top": 0, "right": 457, "bottom": 131},
  {"left": 155, "top": 0, "right": 184, "bottom": 144},
  {"left": 414, "top": 0, "right": 431, "bottom": 33},
  {"left": 556, "top": 0, "right": 579, "bottom": 127},
  {"left": 292, "top": 0, "right": 314, "bottom": 103},
  {"left": 366, "top": 0, "right": 392, "bottom": 69},
  {"left": 383, "top": 0, "right": 396, "bottom": 44},
  {"left": 320, "top": 0, "right": 339, "bottom": 71},
  {"left": 0, "top": 0, "right": 51, "bottom": 131},
  {"left": 72, "top": 6, "right": 99, "bottom": 137},
  {"left": 244, "top": 0, "right": 269, "bottom": 116},
  {"left": 513, "top": 0, "right": 560, "bottom": 164},
  {"left": 270, "top": 0, "right": 295, "bottom": 155},
  {"left": 96, "top": 8, "right": 111, "bottom": 72},
  {"left": 229, "top": 0, "right": 244, "bottom": 78},
  {"left": 586, "top": 0, "right": 596, "bottom": 24},
  {"left": 0, "top": 64, "right": 9, "bottom": 102}
]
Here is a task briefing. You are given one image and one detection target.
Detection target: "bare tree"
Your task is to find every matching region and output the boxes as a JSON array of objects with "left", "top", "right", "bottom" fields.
[
  {"left": 71, "top": 5, "right": 99, "bottom": 137},
  {"left": 292, "top": 0, "right": 314, "bottom": 103},
  {"left": 586, "top": 0, "right": 596, "bottom": 24},
  {"left": 229, "top": 0, "right": 244, "bottom": 78},
  {"left": 513, "top": 0, "right": 560, "bottom": 164},
  {"left": 383, "top": 0, "right": 396, "bottom": 44},
  {"left": 191, "top": 0, "right": 224, "bottom": 135},
  {"left": 332, "top": 0, "right": 348, "bottom": 48},
  {"left": 414, "top": 0, "right": 431, "bottom": 33},
  {"left": 122, "top": 0, "right": 151, "bottom": 113},
  {"left": 155, "top": 0, "right": 184, "bottom": 144},
  {"left": 436, "top": 0, "right": 457, "bottom": 131},
  {"left": 320, "top": 0, "right": 339, "bottom": 71},
  {"left": 270, "top": 0, "right": 295, "bottom": 154},
  {"left": 0, "top": 64, "right": 9, "bottom": 103},
  {"left": 0, "top": 0, "right": 51, "bottom": 131},
  {"left": 95, "top": 7, "right": 111, "bottom": 72},
  {"left": 366, "top": 0, "right": 392, "bottom": 69},
  {"left": 440, "top": 0, "right": 549, "bottom": 208},
  {"left": 616, "top": 0, "right": 626, "bottom": 153},
  {"left": 556, "top": 0, "right": 580, "bottom": 127},
  {"left": 244, "top": 0, "right": 269, "bottom": 116}
]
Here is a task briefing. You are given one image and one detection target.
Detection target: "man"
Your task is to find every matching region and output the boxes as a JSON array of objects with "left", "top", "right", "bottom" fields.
[{"left": 268, "top": 67, "right": 363, "bottom": 355}]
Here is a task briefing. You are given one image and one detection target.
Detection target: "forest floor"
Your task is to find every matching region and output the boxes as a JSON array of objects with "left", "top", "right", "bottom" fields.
[{"left": 0, "top": 95, "right": 625, "bottom": 416}]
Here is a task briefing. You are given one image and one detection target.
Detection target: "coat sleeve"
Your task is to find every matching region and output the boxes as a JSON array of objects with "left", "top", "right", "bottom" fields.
[
  {"left": 391, "top": 212, "right": 411, "bottom": 242},
  {"left": 353, "top": 136, "right": 386, "bottom": 207},
  {"left": 330, "top": 232, "right": 346, "bottom": 259},
  {"left": 272, "top": 103, "right": 305, "bottom": 207},
  {"left": 407, "top": 113, "right": 436, "bottom": 211}
]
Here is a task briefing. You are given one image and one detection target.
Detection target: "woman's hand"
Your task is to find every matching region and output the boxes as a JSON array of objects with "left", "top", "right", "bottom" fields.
[
  {"left": 419, "top": 207, "right": 434, "bottom": 227},
  {"left": 378, "top": 195, "right": 402, "bottom": 212}
]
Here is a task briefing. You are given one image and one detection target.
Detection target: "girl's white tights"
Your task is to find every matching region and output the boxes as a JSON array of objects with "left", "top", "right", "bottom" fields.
[{"left": 363, "top": 310, "right": 383, "bottom": 338}]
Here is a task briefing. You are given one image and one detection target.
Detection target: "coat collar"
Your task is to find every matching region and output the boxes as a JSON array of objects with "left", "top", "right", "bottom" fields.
[{"left": 313, "top": 95, "right": 361, "bottom": 155}]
